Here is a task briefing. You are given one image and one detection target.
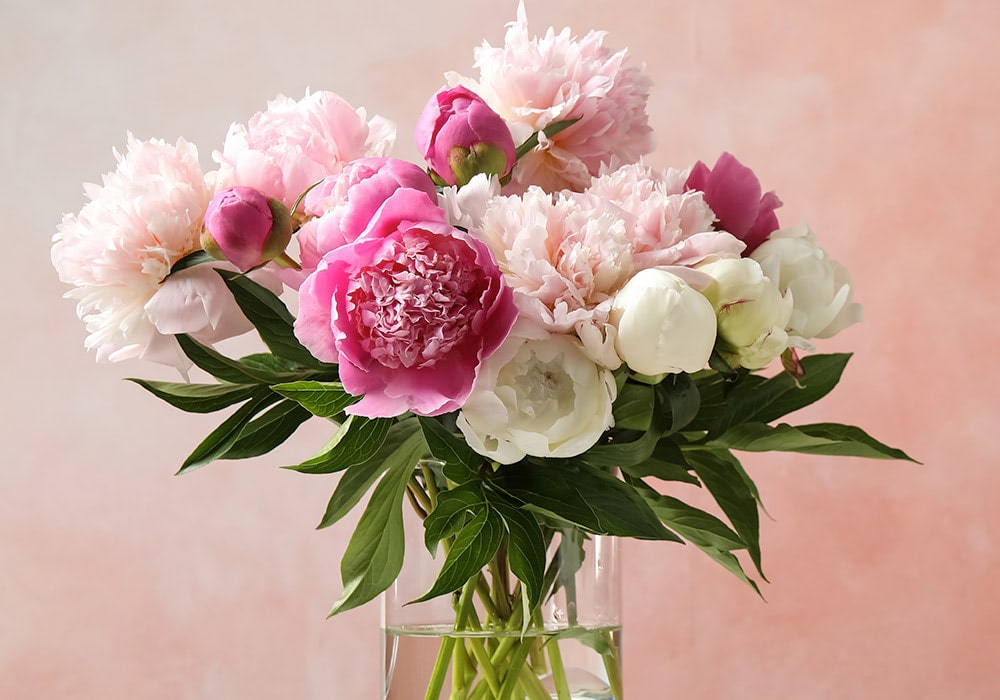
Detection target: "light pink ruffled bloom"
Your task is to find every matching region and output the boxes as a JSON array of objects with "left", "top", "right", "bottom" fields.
[
  {"left": 586, "top": 163, "right": 746, "bottom": 269},
  {"left": 52, "top": 135, "right": 274, "bottom": 370},
  {"left": 296, "top": 157, "right": 438, "bottom": 271},
  {"left": 212, "top": 90, "right": 396, "bottom": 210},
  {"left": 294, "top": 189, "right": 517, "bottom": 418},
  {"left": 454, "top": 3, "right": 653, "bottom": 193}
]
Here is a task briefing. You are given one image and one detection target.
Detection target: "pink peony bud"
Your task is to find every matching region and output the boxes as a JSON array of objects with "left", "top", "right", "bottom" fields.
[
  {"left": 201, "top": 186, "right": 294, "bottom": 272},
  {"left": 415, "top": 86, "right": 516, "bottom": 187},
  {"left": 685, "top": 152, "right": 782, "bottom": 256}
]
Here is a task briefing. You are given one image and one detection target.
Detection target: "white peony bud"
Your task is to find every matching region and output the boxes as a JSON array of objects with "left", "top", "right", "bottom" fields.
[
  {"left": 698, "top": 257, "right": 793, "bottom": 370},
  {"left": 609, "top": 268, "right": 717, "bottom": 375},
  {"left": 457, "top": 333, "right": 616, "bottom": 464},
  {"left": 751, "top": 224, "right": 862, "bottom": 340}
]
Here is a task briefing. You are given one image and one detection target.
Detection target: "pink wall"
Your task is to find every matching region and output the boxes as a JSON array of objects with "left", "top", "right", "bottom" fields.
[{"left": 4, "top": 0, "right": 998, "bottom": 697}]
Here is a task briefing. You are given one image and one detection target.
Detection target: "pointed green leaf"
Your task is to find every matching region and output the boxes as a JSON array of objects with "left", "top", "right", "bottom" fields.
[
  {"left": 284, "top": 415, "right": 393, "bottom": 475},
  {"left": 167, "top": 249, "right": 213, "bottom": 277},
  {"left": 657, "top": 372, "right": 700, "bottom": 433},
  {"left": 176, "top": 393, "right": 281, "bottom": 474},
  {"left": 125, "top": 378, "right": 259, "bottom": 413},
  {"left": 271, "top": 380, "right": 357, "bottom": 419},
  {"left": 327, "top": 428, "right": 426, "bottom": 617},
  {"left": 418, "top": 416, "right": 480, "bottom": 482},
  {"left": 492, "top": 499, "right": 547, "bottom": 612},
  {"left": 215, "top": 269, "right": 325, "bottom": 368},
  {"left": 711, "top": 422, "right": 919, "bottom": 462},
  {"left": 619, "top": 439, "right": 700, "bottom": 485},
  {"left": 220, "top": 399, "right": 312, "bottom": 460},
  {"left": 317, "top": 419, "right": 422, "bottom": 529},
  {"left": 423, "top": 483, "right": 485, "bottom": 554},
  {"left": 412, "top": 506, "right": 504, "bottom": 604},
  {"left": 612, "top": 381, "right": 654, "bottom": 431},
  {"left": 176, "top": 333, "right": 300, "bottom": 384}
]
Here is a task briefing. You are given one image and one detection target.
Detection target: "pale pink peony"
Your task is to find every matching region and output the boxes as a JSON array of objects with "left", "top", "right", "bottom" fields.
[
  {"left": 587, "top": 163, "right": 746, "bottom": 269},
  {"left": 212, "top": 90, "right": 396, "bottom": 211},
  {"left": 296, "top": 157, "right": 438, "bottom": 271},
  {"left": 453, "top": 3, "right": 653, "bottom": 192},
  {"left": 294, "top": 189, "right": 517, "bottom": 418}
]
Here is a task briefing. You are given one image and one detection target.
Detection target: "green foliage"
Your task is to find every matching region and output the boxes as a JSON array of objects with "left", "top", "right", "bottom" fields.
[{"left": 125, "top": 379, "right": 261, "bottom": 413}]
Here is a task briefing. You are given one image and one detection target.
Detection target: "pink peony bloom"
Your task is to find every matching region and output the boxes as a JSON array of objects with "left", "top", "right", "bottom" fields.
[
  {"left": 454, "top": 3, "right": 653, "bottom": 192},
  {"left": 211, "top": 90, "right": 396, "bottom": 211},
  {"left": 685, "top": 152, "right": 782, "bottom": 255},
  {"left": 415, "top": 86, "right": 516, "bottom": 186},
  {"left": 587, "top": 163, "right": 746, "bottom": 269},
  {"left": 202, "top": 186, "right": 292, "bottom": 272},
  {"left": 294, "top": 189, "right": 517, "bottom": 418},
  {"left": 52, "top": 135, "right": 256, "bottom": 370},
  {"left": 296, "top": 158, "right": 438, "bottom": 271}
]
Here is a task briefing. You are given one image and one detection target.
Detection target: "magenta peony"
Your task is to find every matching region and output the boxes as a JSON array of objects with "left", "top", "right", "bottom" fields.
[
  {"left": 685, "top": 152, "right": 782, "bottom": 255},
  {"left": 294, "top": 188, "right": 517, "bottom": 418},
  {"left": 415, "top": 86, "right": 516, "bottom": 186},
  {"left": 296, "top": 158, "right": 438, "bottom": 271},
  {"left": 201, "top": 186, "right": 292, "bottom": 272},
  {"left": 211, "top": 90, "right": 396, "bottom": 210}
]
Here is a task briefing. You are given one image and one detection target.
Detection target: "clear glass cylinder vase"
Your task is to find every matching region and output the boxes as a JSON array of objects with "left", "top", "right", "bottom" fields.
[{"left": 382, "top": 466, "right": 622, "bottom": 699}]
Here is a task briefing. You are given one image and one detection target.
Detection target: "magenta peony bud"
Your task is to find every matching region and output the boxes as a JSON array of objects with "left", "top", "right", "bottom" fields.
[
  {"left": 415, "top": 86, "right": 516, "bottom": 187},
  {"left": 685, "top": 152, "right": 782, "bottom": 256},
  {"left": 201, "top": 186, "right": 294, "bottom": 272}
]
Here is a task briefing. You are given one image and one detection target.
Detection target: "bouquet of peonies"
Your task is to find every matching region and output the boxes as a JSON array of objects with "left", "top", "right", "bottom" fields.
[{"left": 52, "top": 5, "right": 912, "bottom": 698}]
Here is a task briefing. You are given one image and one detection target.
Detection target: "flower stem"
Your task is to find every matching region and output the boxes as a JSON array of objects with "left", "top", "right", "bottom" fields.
[
  {"left": 602, "top": 630, "right": 624, "bottom": 700},
  {"left": 420, "top": 461, "right": 440, "bottom": 510},
  {"left": 424, "top": 636, "right": 456, "bottom": 700},
  {"left": 546, "top": 637, "right": 573, "bottom": 700}
]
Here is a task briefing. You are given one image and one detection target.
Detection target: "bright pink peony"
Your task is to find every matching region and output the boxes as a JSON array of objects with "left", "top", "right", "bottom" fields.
[
  {"left": 453, "top": 3, "right": 653, "bottom": 192},
  {"left": 202, "top": 186, "right": 292, "bottom": 272},
  {"left": 211, "top": 90, "right": 396, "bottom": 210},
  {"left": 296, "top": 158, "right": 438, "bottom": 271},
  {"left": 294, "top": 189, "right": 517, "bottom": 418},
  {"left": 415, "top": 86, "right": 516, "bottom": 186},
  {"left": 685, "top": 152, "right": 782, "bottom": 255}
]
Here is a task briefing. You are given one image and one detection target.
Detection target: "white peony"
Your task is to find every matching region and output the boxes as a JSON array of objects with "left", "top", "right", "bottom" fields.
[
  {"left": 610, "top": 268, "right": 717, "bottom": 375},
  {"left": 750, "top": 224, "right": 863, "bottom": 341},
  {"left": 457, "top": 330, "right": 616, "bottom": 464},
  {"left": 437, "top": 173, "right": 501, "bottom": 231},
  {"left": 698, "top": 257, "right": 793, "bottom": 369}
]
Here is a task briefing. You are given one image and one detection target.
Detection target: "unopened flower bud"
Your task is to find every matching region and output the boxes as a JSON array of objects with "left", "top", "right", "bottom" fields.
[{"left": 201, "top": 186, "right": 294, "bottom": 272}]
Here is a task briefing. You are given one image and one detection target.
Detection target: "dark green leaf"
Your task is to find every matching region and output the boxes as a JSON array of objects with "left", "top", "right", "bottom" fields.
[
  {"left": 284, "top": 415, "right": 393, "bottom": 475},
  {"left": 240, "top": 353, "right": 309, "bottom": 374},
  {"left": 612, "top": 381, "right": 654, "bottom": 431},
  {"left": 176, "top": 334, "right": 300, "bottom": 384},
  {"left": 215, "top": 269, "right": 324, "bottom": 368},
  {"left": 711, "top": 422, "right": 918, "bottom": 462},
  {"left": 167, "top": 249, "right": 213, "bottom": 276},
  {"left": 220, "top": 399, "right": 312, "bottom": 460},
  {"left": 685, "top": 449, "right": 764, "bottom": 579},
  {"left": 710, "top": 353, "right": 851, "bottom": 437},
  {"left": 317, "top": 419, "right": 422, "bottom": 529},
  {"left": 657, "top": 373, "right": 700, "bottom": 433},
  {"left": 514, "top": 118, "right": 580, "bottom": 160},
  {"left": 423, "top": 483, "right": 486, "bottom": 554},
  {"left": 627, "top": 478, "right": 744, "bottom": 550},
  {"left": 176, "top": 393, "right": 281, "bottom": 474},
  {"left": 418, "top": 416, "right": 480, "bottom": 482},
  {"left": 125, "top": 378, "right": 260, "bottom": 413},
  {"left": 491, "top": 498, "right": 547, "bottom": 612},
  {"left": 493, "top": 462, "right": 680, "bottom": 541},
  {"left": 272, "top": 380, "right": 357, "bottom": 419},
  {"left": 619, "top": 440, "right": 700, "bottom": 485},
  {"left": 327, "top": 428, "right": 426, "bottom": 617},
  {"left": 412, "top": 506, "right": 504, "bottom": 603}
]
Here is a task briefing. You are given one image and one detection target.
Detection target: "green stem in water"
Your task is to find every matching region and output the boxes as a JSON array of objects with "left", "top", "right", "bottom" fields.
[
  {"left": 546, "top": 637, "right": 573, "bottom": 700},
  {"left": 424, "top": 636, "right": 456, "bottom": 700},
  {"left": 602, "top": 630, "right": 624, "bottom": 700},
  {"left": 450, "top": 637, "right": 470, "bottom": 699}
]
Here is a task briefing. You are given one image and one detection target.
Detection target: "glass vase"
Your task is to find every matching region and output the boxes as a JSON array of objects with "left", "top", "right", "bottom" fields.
[{"left": 382, "top": 464, "right": 622, "bottom": 699}]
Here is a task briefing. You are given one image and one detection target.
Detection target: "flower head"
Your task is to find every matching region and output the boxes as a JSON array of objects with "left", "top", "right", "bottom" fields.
[
  {"left": 212, "top": 90, "right": 396, "bottom": 210},
  {"left": 294, "top": 189, "right": 517, "bottom": 417},
  {"left": 456, "top": 2, "right": 653, "bottom": 192},
  {"left": 201, "top": 186, "right": 293, "bottom": 272}
]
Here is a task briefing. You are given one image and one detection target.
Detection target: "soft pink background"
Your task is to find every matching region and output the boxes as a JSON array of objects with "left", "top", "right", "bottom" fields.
[{"left": 3, "top": 0, "right": 998, "bottom": 697}]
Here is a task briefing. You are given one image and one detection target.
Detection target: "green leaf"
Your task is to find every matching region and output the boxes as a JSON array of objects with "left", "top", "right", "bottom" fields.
[
  {"left": 125, "top": 378, "right": 260, "bottom": 413},
  {"left": 271, "top": 380, "right": 357, "bottom": 419},
  {"left": 545, "top": 628, "right": 613, "bottom": 656},
  {"left": 412, "top": 506, "right": 504, "bottom": 603},
  {"left": 167, "top": 249, "right": 213, "bottom": 277},
  {"left": 423, "top": 483, "right": 485, "bottom": 554},
  {"left": 176, "top": 334, "right": 300, "bottom": 384},
  {"left": 657, "top": 372, "right": 700, "bottom": 433},
  {"left": 493, "top": 462, "right": 681, "bottom": 541},
  {"left": 514, "top": 118, "right": 580, "bottom": 160},
  {"left": 215, "top": 269, "right": 324, "bottom": 368},
  {"left": 176, "top": 393, "right": 281, "bottom": 474},
  {"left": 612, "top": 381, "right": 654, "bottom": 431},
  {"left": 220, "top": 399, "right": 312, "bottom": 460},
  {"left": 627, "top": 478, "right": 744, "bottom": 550},
  {"left": 284, "top": 415, "right": 394, "bottom": 475},
  {"left": 711, "top": 422, "right": 919, "bottom": 462},
  {"left": 317, "top": 419, "right": 422, "bottom": 529},
  {"left": 240, "top": 353, "right": 310, "bottom": 374},
  {"left": 491, "top": 499, "right": 547, "bottom": 612},
  {"left": 619, "top": 440, "right": 700, "bottom": 485},
  {"left": 327, "top": 428, "right": 426, "bottom": 617},
  {"left": 684, "top": 449, "right": 764, "bottom": 579},
  {"left": 418, "top": 415, "right": 480, "bottom": 482},
  {"left": 710, "top": 353, "right": 851, "bottom": 437}
]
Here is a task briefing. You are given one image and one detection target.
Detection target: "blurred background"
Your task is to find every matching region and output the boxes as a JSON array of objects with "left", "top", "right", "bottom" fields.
[{"left": 3, "top": 0, "right": 998, "bottom": 697}]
